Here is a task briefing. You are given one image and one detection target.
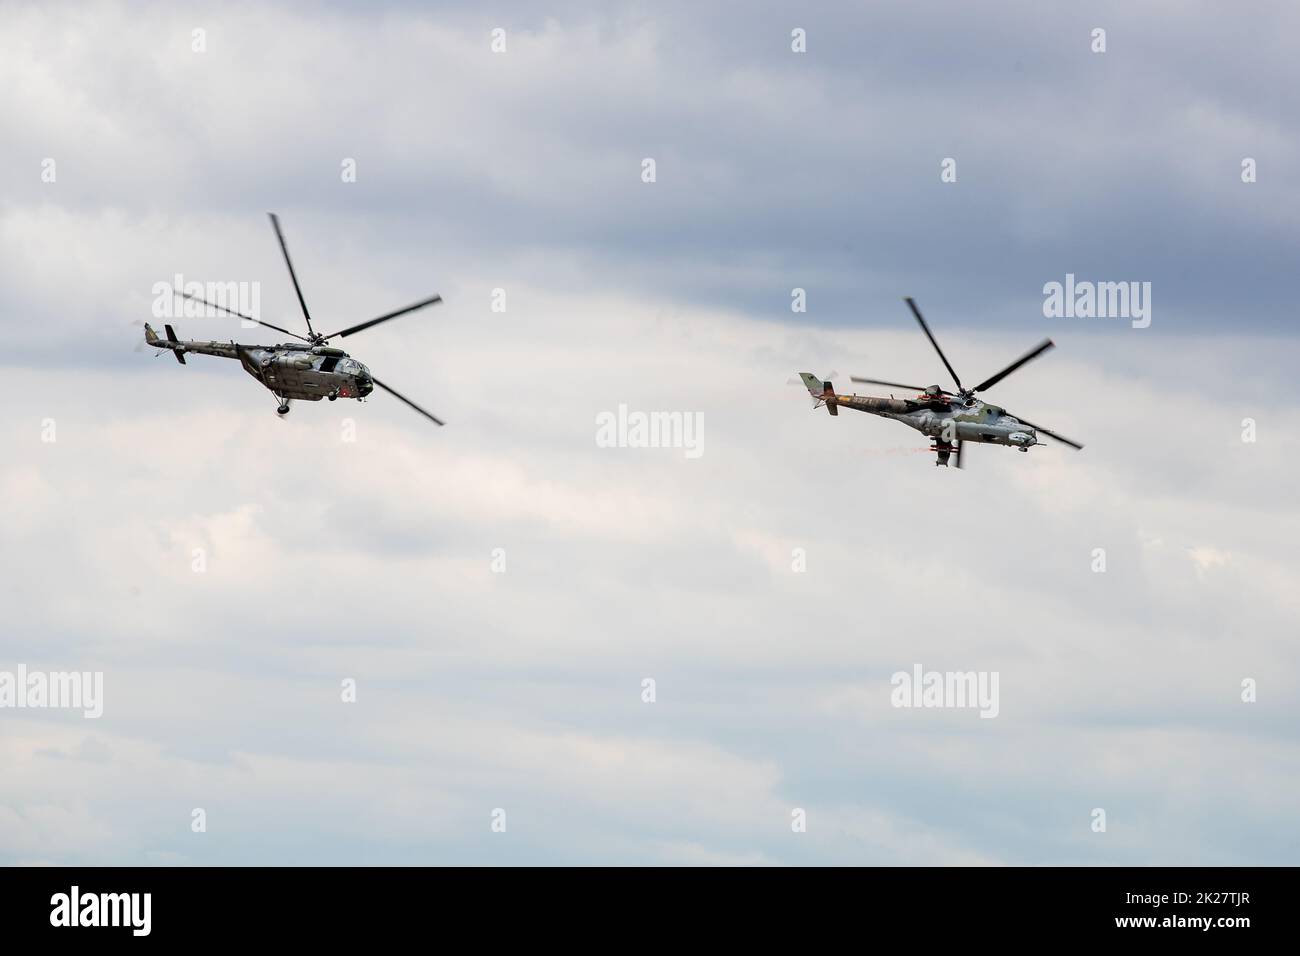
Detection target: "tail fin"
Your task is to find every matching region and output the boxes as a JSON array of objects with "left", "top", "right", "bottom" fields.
[
  {"left": 798, "top": 373, "right": 838, "bottom": 416},
  {"left": 144, "top": 322, "right": 160, "bottom": 346}
]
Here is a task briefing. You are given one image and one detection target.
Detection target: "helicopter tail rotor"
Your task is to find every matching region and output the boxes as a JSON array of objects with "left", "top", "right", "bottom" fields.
[
  {"left": 797, "top": 372, "right": 838, "bottom": 415},
  {"left": 143, "top": 321, "right": 185, "bottom": 362},
  {"left": 163, "top": 324, "right": 186, "bottom": 364}
]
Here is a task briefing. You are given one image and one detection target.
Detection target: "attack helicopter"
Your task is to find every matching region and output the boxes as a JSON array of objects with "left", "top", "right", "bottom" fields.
[
  {"left": 145, "top": 213, "right": 444, "bottom": 425},
  {"left": 798, "top": 298, "right": 1083, "bottom": 467}
]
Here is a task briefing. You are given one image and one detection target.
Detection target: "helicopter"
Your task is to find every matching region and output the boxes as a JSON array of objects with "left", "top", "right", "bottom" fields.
[
  {"left": 144, "top": 213, "right": 445, "bottom": 425},
  {"left": 798, "top": 297, "right": 1083, "bottom": 467}
]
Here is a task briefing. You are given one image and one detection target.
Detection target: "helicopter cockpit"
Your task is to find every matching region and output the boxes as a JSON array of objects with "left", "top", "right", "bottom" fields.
[{"left": 336, "top": 357, "right": 374, "bottom": 395}]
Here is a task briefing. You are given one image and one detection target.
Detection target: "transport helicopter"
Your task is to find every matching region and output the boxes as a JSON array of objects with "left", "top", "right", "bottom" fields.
[
  {"left": 798, "top": 298, "right": 1083, "bottom": 467},
  {"left": 145, "top": 213, "right": 444, "bottom": 425}
]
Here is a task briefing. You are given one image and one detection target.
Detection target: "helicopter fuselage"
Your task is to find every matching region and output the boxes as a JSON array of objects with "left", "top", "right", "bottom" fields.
[
  {"left": 831, "top": 392, "right": 1037, "bottom": 448},
  {"left": 145, "top": 325, "right": 373, "bottom": 403}
]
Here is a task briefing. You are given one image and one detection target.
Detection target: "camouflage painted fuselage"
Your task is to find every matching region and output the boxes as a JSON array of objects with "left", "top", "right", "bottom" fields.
[
  {"left": 145, "top": 324, "right": 374, "bottom": 402},
  {"left": 830, "top": 392, "right": 1037, "bottom": 448}
]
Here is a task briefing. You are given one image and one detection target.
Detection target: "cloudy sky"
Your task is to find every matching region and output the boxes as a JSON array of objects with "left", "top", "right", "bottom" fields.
[{"left": 1, "top": 0, "right": 1297, "bottom": 865}]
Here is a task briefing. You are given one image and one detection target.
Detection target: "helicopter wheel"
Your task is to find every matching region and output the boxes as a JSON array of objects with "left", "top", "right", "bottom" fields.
[
  {"left": 327, "top": 393, "right": 337, "bottom": 402},
  {"left": 276, "top": 401, "right": 290, "bottom": 416}
]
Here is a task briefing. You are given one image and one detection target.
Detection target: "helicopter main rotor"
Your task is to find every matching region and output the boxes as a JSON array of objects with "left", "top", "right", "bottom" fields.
[
  {"left": 894, "top": 296, "right": 1057, "bottom": 406},
  {"left": 850, "top": 297, "right": 1083, "bottom": 451}
]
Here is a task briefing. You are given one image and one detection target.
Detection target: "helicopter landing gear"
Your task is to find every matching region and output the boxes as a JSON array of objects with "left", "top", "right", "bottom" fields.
[
  {"left": 1019, "top": 446, "right": 1029, "bottom": 452},
  {"left": 276, "top": 400, "right": 290, "bottom": 416},
  {"left": 327, "top": 392, "right": 338, "bottom": 402}
]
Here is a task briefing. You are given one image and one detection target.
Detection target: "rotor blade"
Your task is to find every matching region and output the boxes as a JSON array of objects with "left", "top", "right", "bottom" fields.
[
  {"left": 956, "top": 440, "right": 965, "bottom": 469},
  {"left": 1015, "top": 417, "right": 1084, "bottom": 450},
  {"left": 268, "top": 213, "right": 316, "bottom": 337},
  {"left": 323, "top": 295, "right": 442, "bottom": 340},
  {"left": 970, "top": 339, "right": 1055, "bottom": 394},
  {"left": 904, "top": 297, "right": 962, "bottom": 392},
  {"left": 372, "top": 377, "right": 444, "bottom": 426},
  {"left": 175, "top": 290, "right": 308, "bottom": 341},
  {"left": 850, "top": 376, "right": 931, "bottom": 392}
]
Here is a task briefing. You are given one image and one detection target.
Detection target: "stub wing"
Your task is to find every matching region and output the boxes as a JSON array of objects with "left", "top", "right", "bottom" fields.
[{"left": 933, "top": 438, "right": 954, "bottom": 468}]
